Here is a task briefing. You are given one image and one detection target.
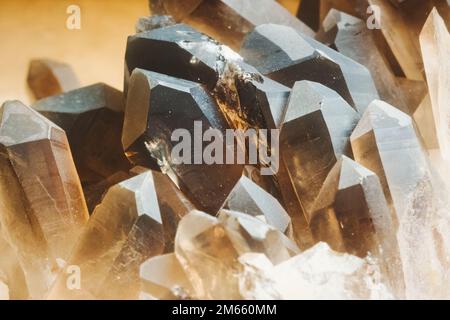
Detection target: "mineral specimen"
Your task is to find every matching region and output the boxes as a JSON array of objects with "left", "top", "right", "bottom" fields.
[
  {"left": 309, "top": 156, "right": 404, "bottom": 297},
  {"left": 27, "top": 59, "right": 80, "bottom": 100},
  {"left": 140, "top": 253, "right": 193, "bottom": 300},
  {"left": 123, "top": 68, "right": 243, "bottom": 213},
  {"left": 0, "top": 100, "right": 89, "bottom": 298},
  {"left": 48, "top": 170, "right": 192, "bottom": 299},
  {"left": 224, "top": 175, "right": 291, "bottom": 235},
  {"left": 351, "top": 100, "right": 450, "bottom": 299},
  {"left": 135, "top": 15, "right": 176, "bottom": 33},
  {"left": 280, "top": 80, "right": 359, "bottom": 217},
  {"left": 174, "top": 210, "right": 299, "bottom": 299},
  {"left": 240, "top": 23, "right": 379, "bottom": 113},
  {"left": 239, "top": 242, "right": 393, "bottom": 300},
  {"left": 420, "top": 9, "right": 450, "bottom": 160},
  {"left": 316, "top": 9, "right": 427, "bottom": 114},
  {"left": 149, "top": 0, "right": 315, "bottom": 50},
  {"left": 0, "top": 234, "right": 28, "bottom": 300},
  {"left": 32, "top": 83, "right": 131, "bottom": 188}
]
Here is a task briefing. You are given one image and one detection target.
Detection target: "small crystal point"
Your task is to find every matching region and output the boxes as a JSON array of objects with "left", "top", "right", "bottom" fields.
[
  {"left": 27, "top": 59, "right": 80, "bottom": 100},
  {"left": 148, "top": 0, "right": 314, "bottom": 50},
  {"left": 175, "top": 210, "right": 299, "bottom": 299},
  {"left": 239, "top": 242, "right": 393, "bottom": 300},
  {"left": 310, "top": 156, "right": 405, "bottom": 297},
  {"left": 224, "top": 175, "right": 291, "bottom": 235},
  {"left": 420, "top": 8, "right": 450, "bottom": 160},
  {"left": 0, "top": 100, "right": 88, "bottom": 298},
  {"left": 140, "top": 253, "right": 194, "bottom": 300}
]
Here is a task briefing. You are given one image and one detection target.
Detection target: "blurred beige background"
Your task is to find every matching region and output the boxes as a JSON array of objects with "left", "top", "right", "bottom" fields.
[{"left": 0, "top": 0, "right": 299, "bottom": 104}]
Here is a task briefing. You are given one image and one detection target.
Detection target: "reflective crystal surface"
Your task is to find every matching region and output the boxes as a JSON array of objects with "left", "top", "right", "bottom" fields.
[
  {"left": 316, "top": 9, "right": 427, "bottom": 115},
  {"left": 123, "top": 68, "right": 243, "bottom": 213},
  {"left": 240, "top": 23, "right": 379, "bottom": 113},
  {"left": 420, "top": 9, "right": 450, "bottom": 160},
  {"left": 174, "top": 210, "right": 299, "bottom": 299},
  {"left": 49, "top": 170, "right": 191, "bottom": 299},
  {"left": 27, "top": 59, "right": 80, "bottom": 100},
  {"left": 280, "top": 81, "right": 359, "bottom": 217},
  {"left": 32, "top": 83, "right": 131, "bottom": 187},
  {"left": 351, "top": 100, "right": 450, "bottom": 299},
  {"left": 310, "top": 156, "right": 404, "bottom": 297},
  {"left": 239, "top": 242, "right": 393, "bottom": 299},
  {"left": 135, "top": 15, "right": 176, "bottom": 33},
  {"left": 149, "top": 0, "right": 314, "bottom": 50},
  {"left": 140, "top": 253, "right": 193, "bottom": 300},
  {"left": 224, "top": 175, "right": 291, "bottom": 235},
  {"left": 0, "top": 100, "right": 89, "bottom": 298}
]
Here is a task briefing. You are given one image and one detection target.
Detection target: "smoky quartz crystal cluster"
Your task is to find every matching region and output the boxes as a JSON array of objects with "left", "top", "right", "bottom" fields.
[{"left": 0, "top": 0, "right": 449, "bottom": 300}]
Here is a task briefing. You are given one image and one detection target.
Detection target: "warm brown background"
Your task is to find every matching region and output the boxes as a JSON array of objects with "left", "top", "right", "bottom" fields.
[{"left": 0, "top": 0, "right": 299, "bottom": 105}]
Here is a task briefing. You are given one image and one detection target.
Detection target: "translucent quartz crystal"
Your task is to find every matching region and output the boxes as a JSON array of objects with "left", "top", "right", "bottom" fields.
[
  {"left": 309, "top": 156, "right": 404, "bottom": 297},
  {"left": 174, "top": 210, "right": 299, "bottom": 299},
  {"left": 420, "top": 9, "right": 450, "bottom": 160},
  {"left": 27, "top": 59, "right": 80, "bottom": 100},
  {"left": 316, "top": 9, "right": 427, "bottom": 115},
  {"left": 238, "top": 242, "right": 393, "bottom": 300},
  {"left": 280, "top": 81, "right": 359, "bottom": 217},
  {"left": 140, "top": 253, "right": 194, "bottom": 300},
  {"left": 351, "top": 100, "right": 450, "bottom": 299},
  {"left": 240, "top": 23, "right": 379, "bottom": 113},
  {"left": 149, "top": 0, "right": 314, "bottom": 50},
  {"left": 0, "top": 100, "right": 89, "bottom": 298},
  {"left": 48, "top": 170, "right": 192, "bottom": 299},
  {"left": 224, "top": 175, "right": 292, "bottom": 235}
]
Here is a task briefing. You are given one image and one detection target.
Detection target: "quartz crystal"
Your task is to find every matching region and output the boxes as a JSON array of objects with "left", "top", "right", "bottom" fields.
[
  {"left": 125, "top": 23, "right": 290, "bottom": 131},
  {"left": 48, "top": 170, "right": 192, "bottom": 299},
  {"left": 32, "top": 83, "right": 131, "bottom": 187},
  {"left": 420, "top": 9, "right": 450, "bottom": 160},
  {"left": 149, "top": 0, "right": 314, "bottom": 50},
  {"left": 27, "top": 59, "right": 80, "bottom": 100},
  {"left": 140, "top": 253, "right": 194, "bottom": 300},
  {"left": 123, "top": 68, "right": 243, "bottom": 213},
  {"left": 316, "top": 9, "right": 427, "bottom": 114},
  {"left": 135, "top": 15, "right": 176, "bottom": 33},
  {"left": 239, "top": 242, "right": 393, "bottom": 300},
  {"left": 309, "top": 156, "right": 404, "bottom": 297},
  {"left": 351, "top": 100, "right": 450, "bottom": 299},
  {"left": 240, "top": 23, "right": 379, "bottom": 113},
  {"left": 224, "top": 175, "right": 291, "bottom": 235},
  {"left": 0, "top": 100, "right": 89, "bottom": 298},
  {"left": 280, "top": 81, "right": 359, "bottom": 217},
  {"left": 174, "top": 210, "right": 299, "bottom": 299}
]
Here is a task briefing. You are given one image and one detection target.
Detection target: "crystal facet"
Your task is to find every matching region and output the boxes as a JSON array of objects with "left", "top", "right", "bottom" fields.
[
  {"left": 123, "top": 68, "right": 243, "bottom": 213},
  {"left": 351, "top": 100, "right": 450, "bottom": 299},
  {"left": 240, "top": 23, "right": 379, "bottom": 113},
  {"left": 27, "top": 59, "right": 80, "bottom": 100},
  {"left": 149, "top": 0, "right": 314, "bottom": 50},
  {"left": 310, "top": 156, "right": 404, "bottom": 297}
]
